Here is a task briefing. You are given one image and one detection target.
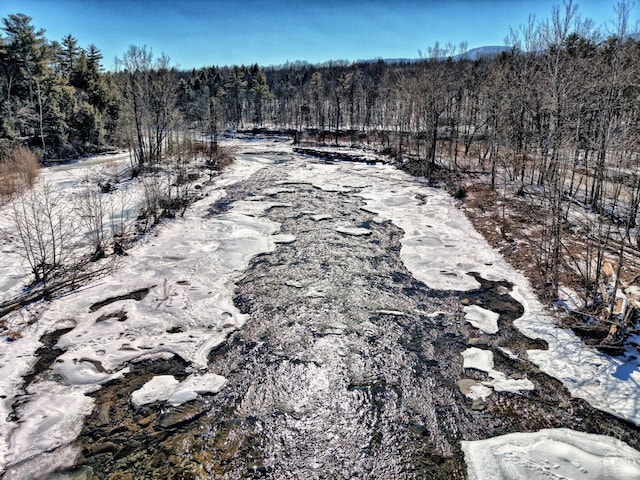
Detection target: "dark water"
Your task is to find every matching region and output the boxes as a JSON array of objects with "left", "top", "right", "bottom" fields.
[{"left": 25, "top": 158, "right": 640, "bottom": 479}]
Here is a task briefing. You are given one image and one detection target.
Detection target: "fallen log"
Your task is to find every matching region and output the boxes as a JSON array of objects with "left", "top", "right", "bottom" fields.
[{"left": 0, "top": 266, "right": 111, "bottom": 321}]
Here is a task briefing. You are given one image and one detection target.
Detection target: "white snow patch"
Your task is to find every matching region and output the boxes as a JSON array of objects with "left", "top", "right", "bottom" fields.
[
  {"left": 130, "top": 375, "right": 180, "bottom": 407},
  {"left": 511, "top": 283, "right": 640, "bottom": 425},
  {"left": 462, "top": 347, "right": 495, "bottom": 371},
  {"left": 463, "top": 305, "right": 500, "bottom": 334},
  {"left": 468, "top": 383, "right": 494, "bottom": 401},
  {"left": 462, "top": 428, "right": 640, "bottom": 480},
  {"left": 274, "top": 234, "right": 297, "bottom": 244},
  {"left": 2, "top": 444, "right": 81, "bottom": 480},
  {"left": 556, "top": 285, "right": 585, "bottom": 311},
  {"left": 131, "top": 373, "right": 227, "bottom": 407},
  {"left": 462, "top": 347, "right": 535, "bottom": 395}
]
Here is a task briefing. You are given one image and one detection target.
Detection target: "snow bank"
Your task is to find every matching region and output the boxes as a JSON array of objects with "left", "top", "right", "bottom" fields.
[
  {"left": 463, "top": 428, "right": 640, "bottom": 480},
  {"left": 0, "top": 152, "right": 139, "bottom": 304},
  {"left": 4, "top": 382, "right": 93, "bottom": 473}
]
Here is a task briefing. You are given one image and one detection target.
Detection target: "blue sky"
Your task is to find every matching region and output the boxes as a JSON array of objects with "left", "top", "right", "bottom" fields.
[{"left": 0, "top": 1, "right": 630, "bottom": 70}]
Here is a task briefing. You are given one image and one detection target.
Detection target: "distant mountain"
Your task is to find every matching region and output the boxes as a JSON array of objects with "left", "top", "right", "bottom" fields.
[
  {"left": 371, "top": 45, "right": 511, "bottom": 65},
  {"left": 363, "top": 35, "right": 640, "bottom": 66},
  {"left": 453, "top": 45, "right": 511, "bottom": 60}
]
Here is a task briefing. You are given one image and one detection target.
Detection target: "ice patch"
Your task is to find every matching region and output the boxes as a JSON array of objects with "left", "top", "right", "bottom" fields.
[
  {"left": 462, "top": 347, "right": 534, "bottom": 395},
  {"left": 336, "top": 226, "right": 371, "bottom": 236},
  {"left": 131, "top": 373, "right": 227, "bottom": 407},
  {"left": 274, "top": 234, "right": 296, "bottom": 244},
  {"left": 463, "top": 305, "right": 500, "bottom": 334},
  {"left": 310, "top": 213, "right": 332, "bottom": 221},
  {"left": 374, "top": 309, "right": 406, "bottom": 316},
  {"left": 131, "top": 375, "right": 180, "bottom": 407},
  {"left": 462, "top": 428, "right": 640, "bottom": 480},
  {"left": 5, "top": 382, "right": 94, "bottom": 470}
]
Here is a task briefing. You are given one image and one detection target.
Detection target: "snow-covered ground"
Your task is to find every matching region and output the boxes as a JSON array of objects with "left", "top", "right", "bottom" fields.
[
  {"left": 0, "top": 151, "right": 140, "bottom": 304},
  {"left": 0, "top": 146, "right": 289, "bottom": 477},
  {"left": 1, "top": 139, "right": 640, "bottom": 478}
]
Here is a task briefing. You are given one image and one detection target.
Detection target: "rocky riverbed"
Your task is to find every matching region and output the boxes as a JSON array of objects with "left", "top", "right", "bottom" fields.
[
  {"left": 3, "top": 148, "right": 640, "bottom": 480},
  {"left": 60, "top": 155, "right": 640, "bottom": 479}
]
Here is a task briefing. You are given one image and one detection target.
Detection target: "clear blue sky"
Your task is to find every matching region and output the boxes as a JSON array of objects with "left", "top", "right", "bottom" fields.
[{"left": 0, "top": 1, "right": 630, "bottom": 70}]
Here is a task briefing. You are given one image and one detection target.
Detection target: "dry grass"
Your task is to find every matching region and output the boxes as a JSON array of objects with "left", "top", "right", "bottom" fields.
[{"left": 0, "top": 147, "right": 40, "bottom": 203}]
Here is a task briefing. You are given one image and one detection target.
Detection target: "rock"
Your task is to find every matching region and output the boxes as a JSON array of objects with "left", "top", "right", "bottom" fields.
[
  {"left": 89, "top": 287, "right": 152, "bottom": 313},
  {"left": 157, "top": 399, "right": 208, "bottom": 429},
  {"left": 248, "top": 462, "right": 269, "bottom": 475},
  {"left": 471, "top": 398, "right": 486, "bottom": 411},
  {"left": 458, "top": 379, "right": 479, "bottom": 396},
  {"left": 96, "top": 310, "right": 128, "bottom": 322},
  {"left": 96, "top": 402, "right": 111, "bottom": 425},
  {"left": 87, "top": 442, "right": 117, "bottom": 455},
  {"left": 46, "top": 466, "right": 94, "bottom": 480},
  {"left": 137, "top": 413, "right": 156, "bottom": 427}
]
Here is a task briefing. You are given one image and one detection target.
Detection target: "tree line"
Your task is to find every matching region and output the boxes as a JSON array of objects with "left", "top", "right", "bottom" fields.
[{"left": 2, "top": 2, "right": 640, "bottom": 313}]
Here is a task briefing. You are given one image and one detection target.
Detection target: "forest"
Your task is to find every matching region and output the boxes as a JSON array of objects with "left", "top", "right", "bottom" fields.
[{"left": 1, "top": 1, "right": 640, "bottom": 343}]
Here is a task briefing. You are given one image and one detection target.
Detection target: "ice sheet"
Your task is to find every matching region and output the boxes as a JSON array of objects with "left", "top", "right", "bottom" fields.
[
  {"left": 463, "top": 305, "right": 500, "bottom": 334},
  {"left": 463, "top": 428, "right": 640, "bottom": 480},
  {"left": 462, "top": 347, "right": 534, "bottom": 395}
]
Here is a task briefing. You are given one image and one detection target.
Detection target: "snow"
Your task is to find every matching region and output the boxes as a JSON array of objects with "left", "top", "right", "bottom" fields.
[
  {"left": 130, "top": 375, "right": 180, "bottom": 407},
  {"left": 463, "top": 428, "right": 640, "bottom": 480},
  {"left": 130, "top": 373, "right": 227, "bottom": 407},
  {"left": 310, "top": 213, "right": 332, "bottom": 222},
  {"left": 462, "top": 347, "right": 535, "bottom": 395},
  {"left": 463, "top": 305, "right": 500, "bottom": 334},
  {"left": 4, "top": 381, "right": 93, "bottom": 472},
  {"left": 555, "top": 285, "right": 585, "bottom": 312}
]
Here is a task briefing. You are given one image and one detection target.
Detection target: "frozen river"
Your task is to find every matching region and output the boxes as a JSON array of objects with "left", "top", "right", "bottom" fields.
[{"left": 2, "top": 142, "right": 640, "bottom": 479}]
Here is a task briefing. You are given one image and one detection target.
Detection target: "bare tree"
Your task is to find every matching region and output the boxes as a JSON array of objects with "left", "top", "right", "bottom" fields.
[
  {"left": 115, "top": 46, "right": 179, "bottom": 171},
  {"left": 6, "top": 181, "right": 78, "bottom": 284},
  {"left": 78, "top": 184, "right": 109, "bottom": 259}
]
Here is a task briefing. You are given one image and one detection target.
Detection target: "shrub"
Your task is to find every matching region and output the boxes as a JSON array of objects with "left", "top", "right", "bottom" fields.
[
  {"left": 0, "top": 147, "right": 40, "bottom": 203},
  {"left": 453, "top": 185, "right": 467, "bottom": 200}
]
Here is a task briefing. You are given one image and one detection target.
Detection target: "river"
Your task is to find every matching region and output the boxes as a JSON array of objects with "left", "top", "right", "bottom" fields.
[{"left": 3, "top": 144, "right": 640, "bottom": 479}]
